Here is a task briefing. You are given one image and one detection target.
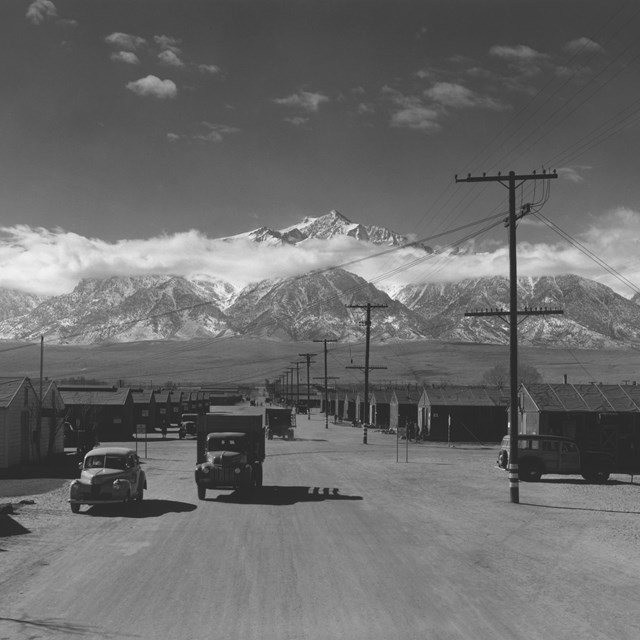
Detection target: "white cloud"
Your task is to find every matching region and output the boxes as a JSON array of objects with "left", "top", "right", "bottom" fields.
[
  {"left": 193, "top": 122, "right": 240, "bottom": 143},
  {"left": 153, "top": 35, "right": 182, "bottom": 54},
  {"left": 105, "top": 32, "right": 147, "bottom": 52},
  {"left": 26, "top": 0, "right": 57, "bottom": 25},
  {"left": 424, "top": 82, "right": 505, "bottom": 110},
  {"left": 489, "top": 44, "right": 547, "bottom": 63},
  {"left": 198, "top": 64, "right": 221, "bottom": 74},
  {"left": 126, "top": 75, "right": 177, "bottom": 99},
  {"left": 564, "top": 37, "right": 604, "bottom": 55},
  {"left": 383, "top": 88, "right": 440, "bottom": 132},
  {"left": 557, "top": 166, "right": 591, "bottom": 184},
  {"left": 3, "top": 209, "right": 640, "bottom": 299},
  {"left": 110, "top": 51, "right": 140, "bottom": 65},
  {"left": 274, "top": 90, "right": 329, "bottom": 112},
  {"left": 158, "top": 50, "right": 184, "bottom": 67}
]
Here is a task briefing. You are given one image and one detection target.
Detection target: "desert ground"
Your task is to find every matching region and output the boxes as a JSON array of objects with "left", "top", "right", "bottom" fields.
[{"left": 1, "top": 411, "right": 639, "bottom": 640}]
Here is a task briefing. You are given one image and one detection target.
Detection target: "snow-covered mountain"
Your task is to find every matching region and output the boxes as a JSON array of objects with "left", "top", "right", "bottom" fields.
[
  {"left": 0, "top": 269, "right": 639, "bottom": 348},
  {"left": 225, "top": 210, "right": 430, "bottom": 249}
]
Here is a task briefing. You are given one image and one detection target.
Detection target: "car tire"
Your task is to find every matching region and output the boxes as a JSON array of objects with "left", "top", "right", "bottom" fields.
[
  {"left": 254, "top": 466, "right": 263, "bottom": 489},
  {"left": 582, "top": 470, "right": 610, "bottom": 483},
  {"left": 136, "top": 485, "right": 144, "bottom": 501},
  {"left": 519, "top": 460, "right": 542, "bottom": 482},
  {"left": 70, "top": 503, "right": 80, "bottom": 514},
  {"left": 198, "top": 485, "right": 206, "bottom": 500}
]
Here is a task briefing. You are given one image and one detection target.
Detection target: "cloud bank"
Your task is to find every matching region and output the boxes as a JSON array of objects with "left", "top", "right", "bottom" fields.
[{"left": 1, "top": 209, "right": 639, "bottom": 298}]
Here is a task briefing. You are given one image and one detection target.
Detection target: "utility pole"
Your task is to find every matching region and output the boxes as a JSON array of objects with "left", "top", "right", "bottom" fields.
[
  {"left": 456, "top": 169, "right": 558, "bottom": 503},
  {"left": 291, "top": 361, "right": 302, "bottom": 411},
  {"left": 287, "top": 367, "right": 295, "bottom": 407},
  {"left": 347, "top": 303, "right": 388, "bottom": 443},
  {"left": 299, "top": 353, "right": 317, "bottom": 419},
  {"left": 313, "top": 338, "right": 338, "bottom": 428}
]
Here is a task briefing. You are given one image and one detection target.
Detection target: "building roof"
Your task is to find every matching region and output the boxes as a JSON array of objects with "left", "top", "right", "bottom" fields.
[
  {"left": 422, "top": 386, "right": 508, "bottom": 407},
  {"left": 523, "top": 383, "right": 640, "bottom": 413},
  {"left": 59, "top": 387, "right": 132, "bottom": 406},
  {"left": 0, "top": 377, "right": 28, "bottom": 408},
  {"left": 131, "top": 390, "right": 154, "bottom": 404}
]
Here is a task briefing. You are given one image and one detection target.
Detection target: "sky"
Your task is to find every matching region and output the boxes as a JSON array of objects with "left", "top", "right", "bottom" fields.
[{"left": 3, "top": 0, "right": 640, "bottom": 298}]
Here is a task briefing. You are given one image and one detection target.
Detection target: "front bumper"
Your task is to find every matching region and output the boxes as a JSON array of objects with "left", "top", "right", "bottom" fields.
[{"left": 195, "top": 465, "right": 252, "bottom": 489}]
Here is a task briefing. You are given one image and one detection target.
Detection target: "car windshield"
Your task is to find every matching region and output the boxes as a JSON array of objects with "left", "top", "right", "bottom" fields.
[{"left": 85, "top": 455, "right": 127, "bottom": 470}]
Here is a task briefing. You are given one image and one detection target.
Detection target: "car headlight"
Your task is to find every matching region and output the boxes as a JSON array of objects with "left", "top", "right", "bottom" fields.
[
  {"left": 200, "top": 465, "right": 210, "bottom": 474},
  {"left": 234, "top": 467, "right": 241, "bottom": 474}
]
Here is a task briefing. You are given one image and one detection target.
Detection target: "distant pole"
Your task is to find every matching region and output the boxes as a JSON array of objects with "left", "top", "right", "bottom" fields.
[
  {"left": 314, "top": 338, "right": 338, "bottom": 429},
  {"left": 299, "top": 353, "right": 317, "bottom": 419},
  {"left": 347, "top": 303, "right": 387, "bottom": 443}
]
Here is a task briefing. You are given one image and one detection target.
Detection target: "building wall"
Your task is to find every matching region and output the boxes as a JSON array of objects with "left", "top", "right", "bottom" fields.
[{"left": 1, "top": 380, "right": 41, "bottom": 469}]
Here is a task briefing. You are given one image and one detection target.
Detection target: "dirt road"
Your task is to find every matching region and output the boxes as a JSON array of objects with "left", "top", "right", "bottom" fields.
[{"left": 1, "top": 415, "right": 639, "bottom": 639}]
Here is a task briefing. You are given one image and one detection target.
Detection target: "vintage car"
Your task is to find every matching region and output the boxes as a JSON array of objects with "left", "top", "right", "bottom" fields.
[
  {"left": 69, "top": 447, "right": 147, "bottom": 513},
  {"left": 497, "top": 434, "right": 612, "bottom": 482}
]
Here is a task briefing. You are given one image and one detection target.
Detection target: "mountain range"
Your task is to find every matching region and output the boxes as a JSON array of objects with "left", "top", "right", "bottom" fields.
[{"left": 1, "top": 211, "right": 639, "bottom": 348}]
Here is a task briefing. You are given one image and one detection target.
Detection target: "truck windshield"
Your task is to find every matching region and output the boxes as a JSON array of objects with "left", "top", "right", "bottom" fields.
[{"left": 209, "top": 437, "right": 246, "bottom": 451}]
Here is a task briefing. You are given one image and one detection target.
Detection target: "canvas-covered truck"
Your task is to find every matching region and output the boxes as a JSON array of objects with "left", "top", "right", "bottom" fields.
[
  {"left": 265, "top": 407, "right": 295, "bottom": 440},
  {"left": 194, "top": 409, "right": 265, "bottom": 500}
]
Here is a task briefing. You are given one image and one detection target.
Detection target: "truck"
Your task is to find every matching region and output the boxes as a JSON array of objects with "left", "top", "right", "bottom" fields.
[
  {"left": 265, "top": 407, "right": 295, "bottom": 440},
  {"left": 194, "top": 409, "right": 265, "bottom": 500},
  {"left": 180, "top": 413, "right": 199, "bottom": 438}
]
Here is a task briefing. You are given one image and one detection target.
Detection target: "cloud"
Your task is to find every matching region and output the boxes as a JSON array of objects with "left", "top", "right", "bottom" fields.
[
  {"left": 105, "top": 32, "right": 147, "bottom": 52},
  {"left": 424, "top": 82, "right": 505, "bottom": 110},
  {"left": 153, "top": 35, "right": 182, "bottom": 54},
  {"left": 126, "top": 75, "right": 177, "bottom": 99},
  {"left": 564, "top": 37, "right": 604, "bottom": 55},
  {"left": 110, "top": 51, "right": 140, "bottom": 65},
  {"left": 274, "top": 90, "right": 329, "bottom": 112},
  {"left": 26, "top": 0, "right": 57, "bottom": 25},
  {"left": 489, "top": 44, "right": 548, "bottom": 63},
  {"left": 193, "top": 122, "right": 240, "bottom": 143},
  {"left": 198, "top": 64, "right": 221, "bottom": 74},
  {"left": 2, "top": 210, "right": 640, "bottom": 298},
  {"left": 557, "top": 166, "right": 591, "bottom": 184},
  {"left": 383, "top": 88, "right": 440, "bottom": 132},
  {"left": 158, "top": 49, "right": 184, "bottom": 67}
]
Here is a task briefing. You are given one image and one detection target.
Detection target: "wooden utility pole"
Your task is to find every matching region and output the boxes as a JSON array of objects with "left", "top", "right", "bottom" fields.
[
  {"left": 290, "top": 361, "right": 302, "bottom": 410},
  {"left": 456, "top": 170, "right": 558, "bottom": 503},
  {"left": 298, "top": 353, "right": 317, "bottom": 419},
  {"left": 313, "top": 338, "right": 338, "bottom": 428},
  {"left": 347, "top": 303, "right": 388, "bottom": 443}
]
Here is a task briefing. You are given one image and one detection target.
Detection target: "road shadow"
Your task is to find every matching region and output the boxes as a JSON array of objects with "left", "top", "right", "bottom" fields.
[
  {"left": 0, "top": 616, "right": 138, "bottom": 638},
  {"left": 0, "top": 513, "right": 31, "bottom": 537},
  {"left": 289, "top": 438, "right": 329, "bottom": 442},
  {"left": 521, "top": 502, "right": 640, "bottom": 515},
  {"left": 207, "top": 485, "right": 363, "bottom": 505},
  {"left": 81, "top": 499, "right": 197, "bottom": 518}
]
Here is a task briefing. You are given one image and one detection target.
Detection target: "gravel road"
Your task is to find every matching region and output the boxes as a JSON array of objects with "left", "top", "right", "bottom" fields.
[{"left": 1, "top": 414, "right": 639, "bottom": 640}]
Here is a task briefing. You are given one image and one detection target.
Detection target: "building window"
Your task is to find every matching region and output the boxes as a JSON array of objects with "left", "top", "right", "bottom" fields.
[
  {"left": 142, "top": 410, "right": 149, "bottom": 417},
  {"left": 113, "top": 417, "right": 122, "bottom": 424}
]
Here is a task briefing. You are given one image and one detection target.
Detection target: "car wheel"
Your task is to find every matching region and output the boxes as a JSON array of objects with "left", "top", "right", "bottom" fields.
[
  {"left": 136, "top": 485, "right": 144, "bottom": 501},
  {"left": 70, "top": 503, "right": 80, "bottom": 514},
  {"left": 254, "top": 466, "right": 263, "bottom": 488},
  {"left": 519, "top": 460, "right": 542, "bottom": 482},
  {"left": 198, "top": 485, "right": 206, "bottom": 500},
  {"left": 582, "top": 470, "right": 610, "bottom": 483}
]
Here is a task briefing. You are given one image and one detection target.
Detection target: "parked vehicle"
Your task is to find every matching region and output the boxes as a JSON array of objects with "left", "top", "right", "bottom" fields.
[
  {"left": 265, "top": 407, "right": 295, "bottom": 440},
  {"left": 181, "top": 413, "right": 198, "bottom": 437},
  {"left": 69, "top": 447, "right": 146, "bottom": 513},
  {"left": 497, "top": 434, "right": 613, "bottom": 482},
  {"left": 194, "top": 409, "right": 265, "bottom": 500}
]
